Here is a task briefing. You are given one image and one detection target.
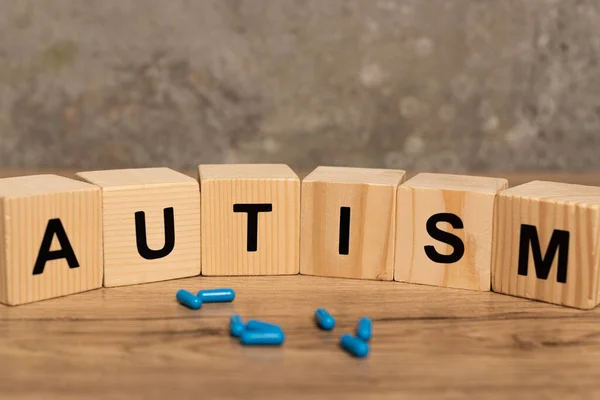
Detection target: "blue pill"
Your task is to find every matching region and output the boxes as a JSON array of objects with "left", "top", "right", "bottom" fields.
[
  {"left": 356, "top": 317, "right": 372, "bottom": 341},
  {"left": 176, "top": 289, "right": 202, "bottom": 310},
  {"left": 340, "top": 334, "right": 370, "bottom": 358},
  {"left": 246, "top": 320, "right": 283, "bottom": 333},
  {"left": 230, "top": 314, "right": 245, "bottom": 337},
  {"left": 241, "top": 330, "right": 285, "bottom": 346},
  {"left": 314, "top": 308, "right": 336, "bottom": 330},
  {"left": 197, "top": 288, "right": 235, "bottom": 303}
]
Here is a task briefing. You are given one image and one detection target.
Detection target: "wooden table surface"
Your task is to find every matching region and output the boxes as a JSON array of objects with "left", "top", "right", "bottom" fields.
[{"left": 2, "top": 170, "right": 600, "bottom": 399}]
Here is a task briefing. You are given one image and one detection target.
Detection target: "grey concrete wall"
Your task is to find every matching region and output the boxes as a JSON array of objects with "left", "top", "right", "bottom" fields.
[{"left": 0, "top": 0, "right": 599, "bottom": 172}]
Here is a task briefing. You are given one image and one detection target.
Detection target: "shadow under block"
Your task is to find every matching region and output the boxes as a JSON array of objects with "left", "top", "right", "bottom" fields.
[
  {"left": 395, "top": 173, "right": 508, "bottom": 291},
  {"left": 199, "top": 164, "right": 300, "bottom": 276},
  {"left": 76, "top": 168, "right": 201, "bottom": 287},
  {"left": 300, "top": 166, "right": 406, "bottom": 280},
  {"left": 0, "top": 175, "right": 102, "bottom": 305},
  {"left": 492, "top": 181, "right": 600, "bottom": 309}
]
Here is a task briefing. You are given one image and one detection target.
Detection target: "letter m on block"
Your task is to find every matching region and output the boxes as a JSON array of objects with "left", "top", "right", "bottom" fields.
[{"left": 517, "top": 224, "right": 570, "bottom": 283}]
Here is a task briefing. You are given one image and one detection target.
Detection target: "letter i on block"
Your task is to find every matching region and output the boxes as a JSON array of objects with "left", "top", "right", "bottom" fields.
[
  {"left": 199, "top": 164, "right": 300, "bottom": 275},
  {"left": 0, "top": 175, "right": 102, "bottom": 305},
  {"left": 77, "top": 168, "right": 200, "bottom": 286},
  {"left": 492, "top": 181, "right": 600, "bottom": 309},
  {"left": 395, "top": 173, "right": 508, "bottom": 291},
  {"left": 300, "top": 166, "right": 406, "bottom": 280}
]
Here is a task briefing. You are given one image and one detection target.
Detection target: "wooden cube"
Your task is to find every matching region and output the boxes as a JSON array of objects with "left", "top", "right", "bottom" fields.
[
  {"left": 492, "top": 181, "right": 600, "bottom": 309},
  {"left": 0, "top": 175, "right": 102, "bottom": 305},
  {"left": 199, "top": 164, "right": 300, "bottom": 276},
  {"left": 77, "top": 168, "right": 201, "bottom": 287},
  {"left": 300, "top": 166, "right": 406, "bottom": 280},
  {"left": 395, "top": 173, "right": 508, "bottom": 291}
]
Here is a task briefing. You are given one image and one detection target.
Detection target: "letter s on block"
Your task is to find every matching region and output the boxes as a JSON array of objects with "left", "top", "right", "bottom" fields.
[{"left": 424, "top": 213, "right": 465, "bottom": 264}]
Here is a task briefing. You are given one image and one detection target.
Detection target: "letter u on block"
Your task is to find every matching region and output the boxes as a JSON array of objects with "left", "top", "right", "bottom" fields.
[
  {"left": 492, "top": 180, "right": 600, "bottom": 309},
  {"left": 300, "top": 166, "right": 406, "bottom": 280},
  {"left": 199, "top": 164, "right": 300, "bottom": 276},
  {"left": 77, "top": 168, "right": 201, "bottom": 287}
]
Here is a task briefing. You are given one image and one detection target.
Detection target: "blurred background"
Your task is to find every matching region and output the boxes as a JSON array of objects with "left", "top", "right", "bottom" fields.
[{"left": 0, "top": 0, "right": 598, "bottom": 173}]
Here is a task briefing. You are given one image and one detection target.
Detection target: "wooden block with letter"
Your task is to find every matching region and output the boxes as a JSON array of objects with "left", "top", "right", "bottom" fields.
[
  {"left": 395, "top": 173, "right": 508, "bottom": 291},
  {"left": 492, "top": 181, "right": 600, "bottom": 309},
  {"left": 0, "top": 174, "right": 102, "bottom": 305},
  {"left": 199, "top": 164, "right": 300, "bottom": 276},
  {"left": 77, "top": 168, "right": 200, "bottom": 287},
  {"left": 300, "top": 166, "right": 406, "bottom": 280}
]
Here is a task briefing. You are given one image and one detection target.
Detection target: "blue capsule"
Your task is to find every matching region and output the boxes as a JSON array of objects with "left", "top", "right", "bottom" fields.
[
  {"left": 176, "top": 289, "right": 202, "bottom": 310},
  {"left": 241, "top": 330, "right": 285, "bottom": 346},
  {"left": 197, "top": 288, "right": 235, "bottom": 303},
  {"left": 356, "top": 317, "right": 372, "bottom": 341},
  {"left": 340, "top": 334, "right": 370, "bottom": 358},
  {"left": 246, "top": 320, "right": 283, "bottom": 334},
  {"left": 230, "top": 314, "right": 245, "bottom": 337},
  {"left": 314, "top": 308, "right": 336, "bottom": 330}
]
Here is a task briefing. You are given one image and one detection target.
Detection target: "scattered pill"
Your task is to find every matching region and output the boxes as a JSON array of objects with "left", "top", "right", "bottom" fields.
[
  {"left": 356, "top": 317, "right": 372, "bottom": 341},
  {"left": 176, "top": 289, "right": 202, "bottom": 310},
  {"left": 198, "top": 288, "right": 235, "bottom": 303},
  {"left": 246, "top": 320, "right": 284, "bottom": 334},
  {"left": 241, "top": 330, "right": 285, "bottom": 346},
  {"left": 230, "top": 314, "right": 245, "bottom": 337},
  {"left": 340, "top": 334, "right": 370, "bottom": 358},
  {"left": 314, "top": 308, "right": 336, "bottom": 330}
]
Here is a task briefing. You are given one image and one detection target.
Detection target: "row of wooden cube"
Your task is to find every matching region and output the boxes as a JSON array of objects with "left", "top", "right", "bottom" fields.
[{"left": 0, "top": 165, "right": 595, "bottom": 309}]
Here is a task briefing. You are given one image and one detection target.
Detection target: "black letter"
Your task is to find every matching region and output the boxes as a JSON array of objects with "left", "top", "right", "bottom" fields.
[
  {"left": 518, "top": 224, "right": 569, "bottom": 283},
  {"left": 32, "top": 218, "right": 79, "bottom": 275},
  {"left": 233, "top": 203, "right": 273, "bottom": 252},
  {"left": 339, "top": 207, "right": 351, "bottom": 255},
  {"left": 424, "top": 213, "right": 465, "bottom": 264},
  {"left": 135, "top": 207, "right": 175, "bottom": 260}
]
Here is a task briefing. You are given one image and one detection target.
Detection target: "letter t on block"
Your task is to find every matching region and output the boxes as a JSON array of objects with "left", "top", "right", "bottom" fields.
[
  {"left": 300, "top": 166, "right": 406, "bottom": 280},
  {"left": 395, "top": 173, "right": 508, "bottom": 291},
  {"left": 199, "top": 164, "right": 300, "bottom": 275},
  {"left": 492, "top": 181, "right": 600, "bottom": 309}
]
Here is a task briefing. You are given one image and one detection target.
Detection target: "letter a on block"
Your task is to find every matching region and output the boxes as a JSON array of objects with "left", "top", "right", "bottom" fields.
[
  {"left": 77, "top": 168, "right": 201, "bottom": 287},
  {"left": 492, "top": 181, "right": 600, "bottom": 309},
  {"left": 199, "top": 164, "right": 300, "bottom": 276},
  {"left": 0, "top": 175, "right": 102, "bottom": 306},
  {"left": 395, "top": 173, "right": 508, "bottom": 291},
  {"left": 300, "top": 166, "right": 406, "bottom": 280},
  {"left": 32, "top": 218, "right": 80, "bottom": 275}
]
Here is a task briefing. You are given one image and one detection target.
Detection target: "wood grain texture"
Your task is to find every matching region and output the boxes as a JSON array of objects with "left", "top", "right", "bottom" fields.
[
  {"left": 4, "top": 169, "right": 600, "bottom": 186},
  {"left": 0, "top": 198, "right": 5, "bottom": 303},
  {"left": 199, "top": 164, "right": 300, "bottom": 276},
  {"left": 1, "top": 171, "right": 600, "bottom": 399},
  {"left": 396, "top": 173, "right": 508, "bottom": 291},
  {"left": 77, "top": 168, "right": 201, "bottom": 287},
  {"left": 2, "top": 275, "right": 600, "bottom": 400},
  {"left": 300, "top": 167, "right": 406, "bottom": 280},
  {"left": 0, "top": 175, "right": 102, "bottom": 305},
  {"left": 492, "top": 180, "right": 600, "bottom": 309}
]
